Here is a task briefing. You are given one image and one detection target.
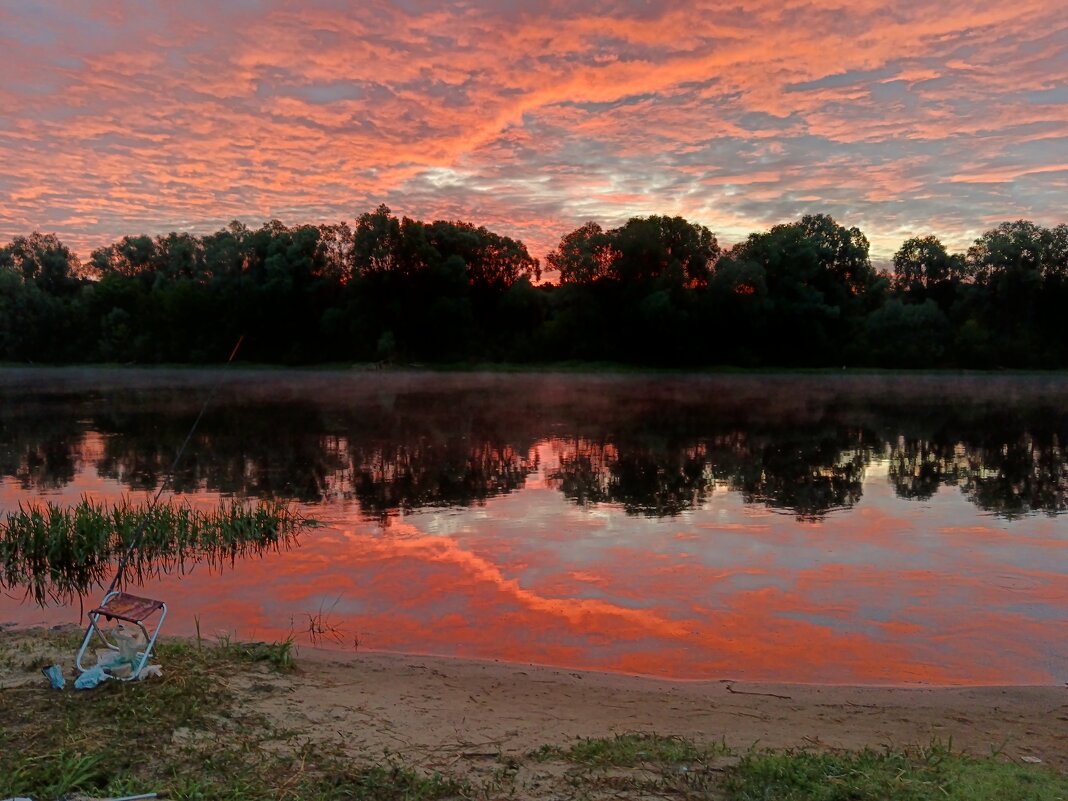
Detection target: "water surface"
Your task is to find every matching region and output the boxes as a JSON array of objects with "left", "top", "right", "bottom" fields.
[{"left": 1, "top": 368, "right": 1066, "bottom": 684}]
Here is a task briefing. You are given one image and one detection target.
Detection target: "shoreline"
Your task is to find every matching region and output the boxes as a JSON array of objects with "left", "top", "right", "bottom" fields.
[{"left": 305, "top": 641, "right": 1068, "bottom": 690}]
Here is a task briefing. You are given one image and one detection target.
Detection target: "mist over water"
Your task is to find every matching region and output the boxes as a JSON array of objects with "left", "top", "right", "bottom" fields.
[{"left": 2, "top": 369, "right": 1066, "bottom": 684}]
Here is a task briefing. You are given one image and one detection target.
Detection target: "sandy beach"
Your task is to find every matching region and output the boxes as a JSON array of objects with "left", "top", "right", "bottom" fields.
[{"left": 218, "top": 645, "right": 1068, "bottom": 775}]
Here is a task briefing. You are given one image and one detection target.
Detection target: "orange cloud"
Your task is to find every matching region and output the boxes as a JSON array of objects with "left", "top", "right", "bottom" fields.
[{"left": 1, "top": 1, "right": 1066, "bottom": 265}]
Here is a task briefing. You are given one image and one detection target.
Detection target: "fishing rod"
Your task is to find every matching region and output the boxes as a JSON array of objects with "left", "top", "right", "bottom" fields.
[{"left": 101, "top": 335, "right": 244, "bottom": 599}]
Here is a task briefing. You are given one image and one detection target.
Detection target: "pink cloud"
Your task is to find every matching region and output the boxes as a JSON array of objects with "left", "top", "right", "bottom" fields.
[{"left": 1, "top": 0, "right": 1066, "bottom": 262}]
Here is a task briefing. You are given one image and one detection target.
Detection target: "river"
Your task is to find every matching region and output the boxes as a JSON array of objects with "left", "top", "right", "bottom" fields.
[{"left": 1, "top": 368, "right": 1066, "bottom": 684}]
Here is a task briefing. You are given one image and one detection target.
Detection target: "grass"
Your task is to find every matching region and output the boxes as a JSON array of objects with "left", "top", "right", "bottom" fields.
[
  {"left": 305, "top": 594, "right": 351, "bottom": 647},
  {"left": 230, "top": 635, "right": 297, "bottom": 670},
  {"left": 0, "top": 497, "right": 310, "bottom": 604},
  {"left": 2, "top": 630, "right": 1065, "bottom": 801},
  {"left": 0, "top": 631, "right": 462, "bottom": 801},
  {"left": 534, "top": 731, "right": 722, "bottom": 767},
  {"left": 532, "top": 736, "right": 1067, "bottom": 801},
  {"left": 726, "top": 744, "right": 1068, "bottom": 801}
]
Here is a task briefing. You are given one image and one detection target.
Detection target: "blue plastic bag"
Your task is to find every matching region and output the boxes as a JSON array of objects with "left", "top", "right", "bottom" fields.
[
  {"left": 74, "top": 664, "right": 111, "bottom": 690},
  {"left": 41, "top": 663, "right": 65, "bottom": 689}
]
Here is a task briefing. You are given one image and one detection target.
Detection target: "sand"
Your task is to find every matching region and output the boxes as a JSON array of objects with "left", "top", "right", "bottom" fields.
[{"left": 233, "top": 646, "right": 1068, "bottom": 773}]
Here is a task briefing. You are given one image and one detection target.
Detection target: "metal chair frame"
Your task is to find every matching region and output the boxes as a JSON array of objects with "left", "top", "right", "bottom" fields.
[{"left": 75, "top": 591, "right": 167, "bottom": 681}]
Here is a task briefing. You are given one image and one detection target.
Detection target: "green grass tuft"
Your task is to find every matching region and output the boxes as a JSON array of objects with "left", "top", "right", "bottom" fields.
[
  {"left": 230, "top": 636, "right": 297, "bottom": 671},
  {"left": 5, "top": 750, "right": 107, "bottom": 799}
]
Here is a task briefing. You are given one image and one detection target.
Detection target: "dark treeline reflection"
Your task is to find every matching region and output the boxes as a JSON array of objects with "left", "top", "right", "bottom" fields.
[
  {"left": 1, "top": 372, "right": 1067, "bottom": 520},
  {"left": 888, "top": 434, "right": 1067, "bottom": 517},
  {"left": 349, "top": 442, "right": 538, "bottom": 521},
  {"left": 544, "top": 433, "right": 871, "bottom": 519}
]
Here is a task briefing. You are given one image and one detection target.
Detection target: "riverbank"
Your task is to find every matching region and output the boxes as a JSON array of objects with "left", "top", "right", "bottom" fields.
[
  {"left": 268, "top": 648, "right": 1068, "bottom": 766},
  {"left": 2, "top": 627, "right": 1065, "bottom": 799}
]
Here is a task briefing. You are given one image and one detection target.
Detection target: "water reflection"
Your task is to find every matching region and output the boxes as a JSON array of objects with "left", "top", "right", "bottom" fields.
[
  {"left": 0, "top": 400, "right": 83, "bottom": 491},
  {"left": 547, "top": 440, "right": 713, "bottom": 517},
  {"left": 1, "top": 370, "right": 1066, "bottom": 684},
  {"left": 351, "top": 442, "right": 539, "bottom": 521},
  {"left": 887, "top": 433, "right": 1068, "bottom": 518},
  {"left": 887, "top": 438, "right": 956, "bottom": 501},
  {"left": 1, "top": 372, "right": 1068, "bottom": 519},
  {"left": 93, "top": 403, "right": 349, "bottom": 500},
  {"left": 723, "top": 430, "right": 872, "bottom": 519}
]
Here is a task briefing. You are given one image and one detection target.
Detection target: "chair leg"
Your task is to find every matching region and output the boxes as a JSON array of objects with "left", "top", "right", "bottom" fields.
[
  {"left": 76, "top": 613, "right": 118, "bottom": 673},
  {"left": 74, "top": 621, "right": 95, "bottom": 674},
  {"left": 77, "top": 591, "right": 125, "bottom": 675},
  {"left": 121, "top": 603, "right": 166, "bottom": 682}
]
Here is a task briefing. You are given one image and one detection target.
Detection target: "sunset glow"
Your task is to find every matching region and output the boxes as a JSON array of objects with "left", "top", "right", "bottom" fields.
[{"left": 2, "top": 1, "right": 1067, "bottom": 265}]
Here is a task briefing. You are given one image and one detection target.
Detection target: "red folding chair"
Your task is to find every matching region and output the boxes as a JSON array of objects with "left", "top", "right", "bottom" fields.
[{"left": 75, "top": 591, "right": 167, "bottom": 681}]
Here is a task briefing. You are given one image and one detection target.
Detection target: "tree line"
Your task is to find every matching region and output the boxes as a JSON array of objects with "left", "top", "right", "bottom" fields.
[{"left": 2, "top": 206, "right": 1067, "bottom": 367}]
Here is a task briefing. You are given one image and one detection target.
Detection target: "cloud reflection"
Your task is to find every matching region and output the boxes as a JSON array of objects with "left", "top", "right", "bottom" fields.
[{"left": 3, "top": 464, "right": 1065, "bottom": 684}]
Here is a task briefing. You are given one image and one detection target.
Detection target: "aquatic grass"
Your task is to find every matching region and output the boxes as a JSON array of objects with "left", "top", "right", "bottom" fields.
[{"left": 0, "top": 497, "right": 310, "bottom": 605}]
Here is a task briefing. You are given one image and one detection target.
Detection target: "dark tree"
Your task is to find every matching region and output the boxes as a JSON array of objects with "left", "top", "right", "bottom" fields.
[
  {"left": 548, "top": 216, "right": 718, "bottom": 286},
  {"left": 609, "top": 215, "right": 719, "bottom": 286},
  {"left": 3, "top": 209, "right": 1068, "bottom": 369},
  {"left": 893, "top": 235, "right": 953, "bottom": 292},
  {"left": 546, "top": 222, "right": 617, "bottom": 284},
  {"left": 724, "top": 214, "right": 875, "bottom": 364},
  {"left": 0, "top": 231, "right": 82, "bottom": 295},
  {"left": 425, "top": 220, "right": 540, "bottom": 288}
]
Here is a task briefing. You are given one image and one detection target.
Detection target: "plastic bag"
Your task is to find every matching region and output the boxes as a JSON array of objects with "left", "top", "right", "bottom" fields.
[
  {"left": 114, "top": 623, "right": 146, "bottom": 663},
  {"left": 42, "top": 663, "right": 65, "bottom": 689},
  {"left": 75, "top": 663, "right": 111, "bottom": 690}
]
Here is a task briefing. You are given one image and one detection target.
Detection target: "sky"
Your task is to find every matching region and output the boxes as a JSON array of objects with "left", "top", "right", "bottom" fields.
[{"left": 1, "top": 0, "right": 1067, "bottom": 268}]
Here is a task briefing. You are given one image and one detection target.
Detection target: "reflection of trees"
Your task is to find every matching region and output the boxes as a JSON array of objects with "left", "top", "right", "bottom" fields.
[
  {"left": 0, "top": 396, "right": 83, "bottom": 490},
  {"left": 959, "top": 434, "right": 1067, "bottom": 517},
  {"left": 728, "top": 434, "right": 871, "bottom": 520},
  {"left": 93, "top": 403, "right": 348, "bottom": 501},
  {"left": 886, "top": 413, "right": 1068, "bottom": 516},
  {"left": 3, "top": 384, "right": 543, "bottom": 519},
  {"left": 548, "top": 429, "right": 871, "bottom": 519},
  {"left": 1, "top": 432, "right": 80, "bottom": 491},
  {"left": 888, "top": 438, "right": 966, "bottom": 500},
  {"left": 3, "top": 374, "right": 1068, "bottom": 520},
  {"left": 547, "top": 440, "right": 613, "bottom": 507},
  {"left": 351, "top": 442, "right": 538, "bottom": 520},
  {"left": 548, "top": 440, "right": 712, "bottom": 517}
]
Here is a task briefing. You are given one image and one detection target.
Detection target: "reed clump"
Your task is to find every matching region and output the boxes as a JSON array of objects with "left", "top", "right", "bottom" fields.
[{"left": 0, "top": 497, "right": 307, "bottom": 605}]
